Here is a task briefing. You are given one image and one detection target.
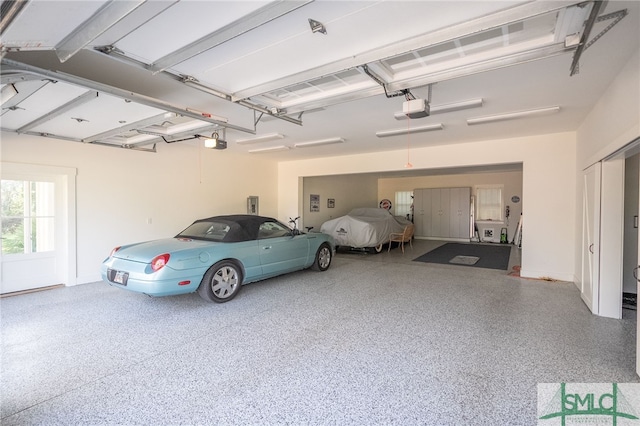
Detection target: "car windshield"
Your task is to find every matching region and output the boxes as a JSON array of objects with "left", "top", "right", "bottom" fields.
[{"left": 177, "top": 221, "right": 231, "bottom": 242}]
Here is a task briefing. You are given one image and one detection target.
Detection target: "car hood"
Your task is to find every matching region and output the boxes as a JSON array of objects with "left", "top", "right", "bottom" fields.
[{"left": 113, "top": 238, "right": 215, "bottom": 263}]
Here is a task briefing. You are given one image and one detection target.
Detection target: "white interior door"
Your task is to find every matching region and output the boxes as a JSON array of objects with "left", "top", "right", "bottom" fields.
[
  {"left": 581, "top": 162, "right": 601, "bottom": 314},
  {"left": 1, "top": 163, "right": 76, "bottom": 294},
  {"left": 637, "top": 166, "right": 640, "bottom": 377}
]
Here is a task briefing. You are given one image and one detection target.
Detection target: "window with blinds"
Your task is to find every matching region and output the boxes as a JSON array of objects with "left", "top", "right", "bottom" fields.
[
  {"left": 475, "top": 185, "right": 503, "bottom": 221},
  {"left": 395, "top": 191, "right": 413, "bottom": 219}
]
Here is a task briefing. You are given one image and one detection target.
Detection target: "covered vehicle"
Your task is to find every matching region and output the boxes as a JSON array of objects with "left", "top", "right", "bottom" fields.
[
  {"left": 101, "top": 215, "right": 335, "bottom": 303},
  {"left": 320, "top": 208, "right": 411, "bottom": 253}
]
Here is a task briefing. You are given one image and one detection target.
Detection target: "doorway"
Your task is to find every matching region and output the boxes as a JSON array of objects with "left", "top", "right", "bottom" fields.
[
  {"left": 0, "top": 163, "right": 76, "bottom": 294},
  {"left": 623, "top": 152, "right": 639, "bottom": 313}
]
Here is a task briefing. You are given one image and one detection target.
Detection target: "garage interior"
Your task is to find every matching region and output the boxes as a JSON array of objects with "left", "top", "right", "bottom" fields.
[{"left": 1, "top": 0, "right": 639, "bottom": 423}]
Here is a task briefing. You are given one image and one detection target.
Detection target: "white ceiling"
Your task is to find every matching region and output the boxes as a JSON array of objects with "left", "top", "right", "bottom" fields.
[{"left": 1, "top": 0, "right": 638, "bottom": 160}]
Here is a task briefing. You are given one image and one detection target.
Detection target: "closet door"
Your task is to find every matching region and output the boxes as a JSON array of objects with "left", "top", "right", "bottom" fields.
[
  {"left": 450, "top": 188, "right": 471, "bottom": 238},
  {"left": 422, "top": 189, "right": 432, "bottom": 237},
  {"left": 413, "top": 189, "right": 424, "bottom": 237},
  {"left": 581, "top": 163, "right": 601, "bottom": 314},
  {"left": 415, "top": 188, "right": 433, "bottom": 238},
  {"left": 431, "top": 188, "right": 450, "bottom": 237}
]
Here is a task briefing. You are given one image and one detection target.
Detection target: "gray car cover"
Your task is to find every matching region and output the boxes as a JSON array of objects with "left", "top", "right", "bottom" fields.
[{"left": 320, "top": 207, "right": 410, "bottom": 248}]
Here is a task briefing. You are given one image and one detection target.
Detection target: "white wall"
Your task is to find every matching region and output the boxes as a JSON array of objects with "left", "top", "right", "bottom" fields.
[
  {"left": 301, "top": 174, "right": 379, "bottom": 231},
  {"left": 577, "top": 51, "right": 640, "bottom": 170},
  {"left": 1, "top": 132, "right": 278, "bottom": 284},
  {"left": 279, "top": 132, "right": 576, "bottom": 281}
]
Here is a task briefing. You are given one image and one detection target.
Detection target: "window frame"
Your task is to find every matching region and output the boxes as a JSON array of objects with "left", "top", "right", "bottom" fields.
[
  {"left": 394, "top": 190, "right": 413, "bottom": 219},
  {"left": 474, "top": 184, "right": 504, "bottom": 223}
]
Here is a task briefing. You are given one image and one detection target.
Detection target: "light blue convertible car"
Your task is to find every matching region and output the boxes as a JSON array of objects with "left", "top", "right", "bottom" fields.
[{"left": 101, "top": 215, "right": 335, "bottom": 302}]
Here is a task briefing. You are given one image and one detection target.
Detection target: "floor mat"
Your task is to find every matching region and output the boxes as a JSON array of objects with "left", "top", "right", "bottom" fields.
[{"left": 413, "top": 243, "right": 512, "bottom": 270}]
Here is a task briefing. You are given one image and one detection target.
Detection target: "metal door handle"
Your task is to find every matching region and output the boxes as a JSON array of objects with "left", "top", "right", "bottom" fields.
[
  {"left": 634, "top": 266, "right": 639, "bottom": 282},
  {"left": 589, "top": 244, "right": 594, "bottom": 254}
]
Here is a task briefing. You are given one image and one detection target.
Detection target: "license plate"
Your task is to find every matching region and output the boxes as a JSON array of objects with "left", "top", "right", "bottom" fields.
[{"left": 109, "top": 269, "right": 128, "bottom": 286}]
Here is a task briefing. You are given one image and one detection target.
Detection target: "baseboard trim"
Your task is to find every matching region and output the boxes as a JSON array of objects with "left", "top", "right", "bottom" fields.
[{"left": 1, "top": 284, "right": 65, "bottom": 298}]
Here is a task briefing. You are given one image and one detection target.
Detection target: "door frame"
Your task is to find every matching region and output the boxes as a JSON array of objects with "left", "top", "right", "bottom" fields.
[
  {"left": 592, "top": 140, "right": 640, "bottom": 319},
  {"left": 1, "top": 162, "right": 77, "bottom": 289}
]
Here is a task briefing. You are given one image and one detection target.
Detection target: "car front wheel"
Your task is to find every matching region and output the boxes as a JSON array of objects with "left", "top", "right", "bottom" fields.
[
  {"left": 197, "top": 260, "right": 243, "bottom": 303},
  {"left": 312, "top": 243, "right": 332, "bottom": 271}
]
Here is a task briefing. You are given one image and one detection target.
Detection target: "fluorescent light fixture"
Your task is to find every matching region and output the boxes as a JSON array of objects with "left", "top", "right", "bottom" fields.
[
  {"left": 466, "top": 106, "right": 561, "bottom": 125},
  {"left": 376, "top": 123, "right": 444, "bottom": 138},
  {"left": 1, "top": 84, "right": 19, "bottom": 105},
  {"left": 394, "top": 98, "right": 483, "bottom": 120},
  {"left": 248, "top": 145, "right": 290, "bottom": 153},
  {"left": 294, "top": 137, "right": 345, "bottom": 148},
  {"left": 235, "top": 133, "right": 284, "bottom": 145}
]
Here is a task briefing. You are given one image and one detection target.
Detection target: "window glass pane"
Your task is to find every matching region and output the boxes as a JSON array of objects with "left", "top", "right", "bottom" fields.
[
  {"left": 1, "top": 180, "right": 25, "bottom": 217},
  {"left": 259, "top": 221, "right": 291, "bottom": 239},
  {"left": 476, "top": 187, "right": 503, "bottom": 221},
  {"left": 178, "top": 221, "right": 230, "bottom": 241},
  {"left": 32, "top": 217, "right": 55, "bottom": 252},
  {"left": 1, "top": 179, "right": 55, "bottom": 254},
  {"left": 31, "top": 181, "right": 55, "bottom": 216},
  {"left": 395, "top": 191, "right": 413, "bottom": 218},
  {"left": 1, "top": 217, "right": 25, "bottom": 254}
]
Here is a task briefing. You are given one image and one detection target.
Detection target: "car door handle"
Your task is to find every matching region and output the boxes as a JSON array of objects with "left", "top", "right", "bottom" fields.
[{"left": 263, "top": 246, "right": 272, "bottom": 250}]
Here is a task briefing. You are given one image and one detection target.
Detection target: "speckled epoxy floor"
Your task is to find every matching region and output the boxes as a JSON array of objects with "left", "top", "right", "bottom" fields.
[{"left": 1, "top": 241, "right": 637, "bottom": 425}]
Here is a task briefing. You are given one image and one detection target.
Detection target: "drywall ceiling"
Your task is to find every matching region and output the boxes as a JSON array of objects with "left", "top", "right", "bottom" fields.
[{"left": 1, "top": 0, "right": 638, "bottom": 160}]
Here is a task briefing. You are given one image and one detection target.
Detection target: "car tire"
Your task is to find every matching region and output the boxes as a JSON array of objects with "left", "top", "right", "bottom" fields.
[
  {"left": 312, "top": 243, "right": 332, "bottom": 271},
  {"left": 197, "top": 260, "right": 243, "bottom": 303}
]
